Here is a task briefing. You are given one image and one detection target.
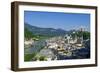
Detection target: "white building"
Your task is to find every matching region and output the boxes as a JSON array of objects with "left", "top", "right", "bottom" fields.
[
  {"left": 48, "top": 43, "right": 58, "bottom": 49},
  {"left": 24, "top": 39, "right": 34, "bottom": 45}
]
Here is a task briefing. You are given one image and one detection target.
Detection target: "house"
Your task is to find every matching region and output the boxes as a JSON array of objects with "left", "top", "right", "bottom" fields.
[
  {"left": 24, "top": 39, "right": 34, "bottom": 46},
  {"left": 48, "top": 43, "right": 58, "bottom": 49}
]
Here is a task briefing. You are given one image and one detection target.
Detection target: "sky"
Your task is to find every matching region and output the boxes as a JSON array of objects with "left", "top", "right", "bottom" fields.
[{"left": 24, "top": 11, "right": 90, "bottom": 31}]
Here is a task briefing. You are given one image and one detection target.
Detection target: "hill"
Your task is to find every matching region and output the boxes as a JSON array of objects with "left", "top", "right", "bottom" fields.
[{"left": 24, "top": 23, "right": 67, "bottom": 38}]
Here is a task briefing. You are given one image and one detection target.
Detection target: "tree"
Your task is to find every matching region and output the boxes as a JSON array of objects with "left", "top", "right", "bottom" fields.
[
  {"left": 83, "top": 32, "right": 90, "bottom": 40},
  {"left": 24, "top": 28, "right": 33, "bottom": 39}
]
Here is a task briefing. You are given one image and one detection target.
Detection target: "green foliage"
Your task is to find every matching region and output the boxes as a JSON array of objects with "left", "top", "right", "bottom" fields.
[
  {"left": 76, "top": 31, "right": 83, "bottom": 37},
  {"left": 24, "top": 27, "right": 53, "bottom": 40},
  {"left": 24, "top": 28, "right": 34, "bottom": 39},
  {"left": 24, "top": 52, "right": 36, "bottom": 61},
  {"left": 39, "top": 56, "right": 47, "bottom": 61},
  {"left": 33, "top": 54, "right": 47, "bottom": 61},
  {"left": 83, "top": 32, "right": 90, "bottom": 40},
  {"left": 71, "top": 31, "right": 90, "bottom": 40}
]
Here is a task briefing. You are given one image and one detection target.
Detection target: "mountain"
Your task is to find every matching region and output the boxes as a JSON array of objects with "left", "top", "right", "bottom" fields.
[{"left": 24, "top": 23, "right": 67, "bottom": 37}]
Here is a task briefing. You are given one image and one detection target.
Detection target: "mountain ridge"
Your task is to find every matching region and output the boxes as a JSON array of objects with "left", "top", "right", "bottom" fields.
[{"left": 24, "top": 23, "right": 68, "bottom": 37}]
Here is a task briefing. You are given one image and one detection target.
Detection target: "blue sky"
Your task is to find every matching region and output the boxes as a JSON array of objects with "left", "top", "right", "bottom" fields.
[{"left": 24, "top": 11, "right": 90, "bottom": 31}]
